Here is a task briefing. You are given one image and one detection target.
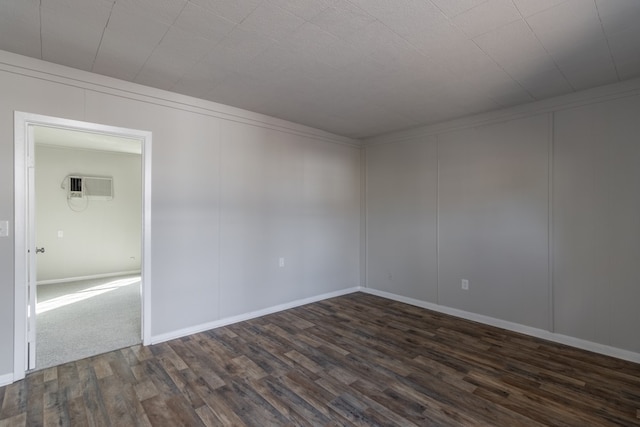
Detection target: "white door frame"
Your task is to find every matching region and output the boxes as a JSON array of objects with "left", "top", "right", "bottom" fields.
[{"left": 14, "top": 111, "right": 152, "bottom": 381}]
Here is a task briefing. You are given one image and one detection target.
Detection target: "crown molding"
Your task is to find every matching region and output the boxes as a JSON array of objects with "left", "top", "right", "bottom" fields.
[
  {"left": 365, "top": 77, "right": 640, "bottom": 146},
  {"left": 0, "top": 50, "right": 361, "bottom": 148}
]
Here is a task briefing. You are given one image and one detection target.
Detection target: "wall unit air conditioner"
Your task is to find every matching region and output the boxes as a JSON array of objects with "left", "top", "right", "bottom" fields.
[{"left": 67, "top": 176, "right": 113, "bottom": 200}]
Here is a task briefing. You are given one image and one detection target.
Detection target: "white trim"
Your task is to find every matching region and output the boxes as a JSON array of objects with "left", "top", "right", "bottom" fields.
[
  {"left": 435, "top": 134, "right": 440, "bottom": 303},
  {"left": 360, "top": 147, "right": 367, "bottom": 287},
  {"left": 365, "top": 77, "right": 640, "bottom": 146},
  {"left": 14, "top": 112, "right": 152, "bottom": 381},
  {"left": 547, "top": 112, "right": 555, "bottom": 332},
  {"left": 141, "top": 126, "right": 152, "bottom": 348},
  {"left": 150, "top": 287, "right": 362, "bottom": 345},
  {"left": 37, "top": 270, "right": 141, "bottom": 285},
  {"left": 0, "top": 373, "right": 14, "bottom": 387},
  {"left": 14, "top": 112, "right": 28, "bottom": 382},
  {"left": 361, "top": 288, "right": 640, "bottom": 364},
  {"left": 0, "top": 50, "right": 359, "bottom": 148}
]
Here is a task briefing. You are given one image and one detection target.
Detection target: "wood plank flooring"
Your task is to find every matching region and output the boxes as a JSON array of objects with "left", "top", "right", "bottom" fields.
[{"left": 2, "top": 292, "right": 640, "bottom": 426}]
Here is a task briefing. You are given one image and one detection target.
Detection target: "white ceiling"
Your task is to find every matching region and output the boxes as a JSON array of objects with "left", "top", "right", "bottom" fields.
[
  {"left": 2, "top": 0, "right": 640, "bottom": 139},
  {"left": 35, "top": 126, "right": 142, "bottom": 154}
]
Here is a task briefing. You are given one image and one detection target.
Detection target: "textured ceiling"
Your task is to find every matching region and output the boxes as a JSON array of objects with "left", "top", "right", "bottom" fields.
[{"left": 1, "top": 0, "right": 640, "bottom": 139}]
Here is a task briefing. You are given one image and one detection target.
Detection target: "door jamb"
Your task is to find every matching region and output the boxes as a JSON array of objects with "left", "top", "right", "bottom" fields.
[{"left": 13, "top": 111, "right": 152, "bottom": 381}]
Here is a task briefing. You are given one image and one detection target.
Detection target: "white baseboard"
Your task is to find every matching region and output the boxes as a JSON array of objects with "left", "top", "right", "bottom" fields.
[
  {"left": 150, "top": 286, "right": 362, "bottom": 345},
  {"left": 0, "top": 372, "right": 14, "bottom": 387},
  {"left": 37, "top": 270, "right": 141, "bottom": 285},
  {"left": 362, "top": 288, "right": 640, "bottom": 364}
]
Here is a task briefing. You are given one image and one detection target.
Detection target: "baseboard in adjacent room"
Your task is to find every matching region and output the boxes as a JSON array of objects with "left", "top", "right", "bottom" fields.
[
  {"left": 362, "top": 287, "right": 640, "bottom": 364},
  {"left": 150, "top": 286, "right": 362, "bottom": 345},
  {"left": 37, "top": 270, "right": 141, "bottom": 286}
]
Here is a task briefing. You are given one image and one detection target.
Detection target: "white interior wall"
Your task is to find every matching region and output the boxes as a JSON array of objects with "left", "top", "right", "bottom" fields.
[
  {"left": 35, "top": 145, "right": 142, "bottom": 282},
  {"left": 366, "top": 88, "right": 640, "bottom": 356},
  {"left": 0, "top": 50, "right": 361, "bottom": 380}
]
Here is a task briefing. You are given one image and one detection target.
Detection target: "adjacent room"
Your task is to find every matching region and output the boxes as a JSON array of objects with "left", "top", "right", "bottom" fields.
[
  {"left": 34, "top": 126, "right": 143, "bottom": 369},
  {"left": 0, "top": 0, "right": 639, "bottom": 425}
]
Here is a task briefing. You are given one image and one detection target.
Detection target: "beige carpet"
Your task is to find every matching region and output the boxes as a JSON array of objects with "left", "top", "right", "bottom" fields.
[{"left": 35, "top": 274, "right": 141, "bottom": 370}]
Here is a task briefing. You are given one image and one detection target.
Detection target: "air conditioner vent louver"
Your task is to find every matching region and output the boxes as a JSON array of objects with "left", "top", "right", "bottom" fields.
[
  {"left": 67, "top": 176, "right": 113, "bottom": 200},
  {"left": 68, "top": 176, "right": 83, "bottom": 198}
]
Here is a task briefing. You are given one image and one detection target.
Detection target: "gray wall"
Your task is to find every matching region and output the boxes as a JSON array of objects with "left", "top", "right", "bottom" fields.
[
  {"left": 366, "top": 136, "right": 438, "bottom": 302},
  {"left": 553, "top": 96, "right": 640, "bottom": 352},
  {"left": 3, "top": 49, "right": 639, "bottom": 379},
  {"left": 366, "top": 93, "right": 640, "bottom": 354},
  {"left": 35, "top": 145, "right": 142, "bottom": 281},
  {"left": 438, "top": 115, "right": 550, "bottom": 329},
  {"left": 0, "top": 52, "right": 361, "bottom": 378}
]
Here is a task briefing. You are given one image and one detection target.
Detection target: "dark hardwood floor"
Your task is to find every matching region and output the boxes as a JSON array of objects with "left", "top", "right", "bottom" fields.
[{"left": 2, "top": 292, "right": 640, "bottom": 426}]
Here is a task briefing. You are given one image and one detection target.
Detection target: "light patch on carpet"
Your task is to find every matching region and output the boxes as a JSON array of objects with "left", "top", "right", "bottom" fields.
[
  {"left": 37, "top": 277, "right": 140, "bottom": 314},
  {"left": 35, "top": 275, "right": 141, "bottom": 370}
]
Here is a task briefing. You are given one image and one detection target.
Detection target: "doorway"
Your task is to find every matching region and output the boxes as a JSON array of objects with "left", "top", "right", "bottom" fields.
[
  {"left": 14, "top": 112, "right": 152, "bottom": 380},
  {"left": 34, "top": 127, "right": 142, "bottom": 368}
]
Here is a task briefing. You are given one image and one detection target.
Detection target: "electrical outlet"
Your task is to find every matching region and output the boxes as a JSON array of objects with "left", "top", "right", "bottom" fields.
[
  {"left": 0, "top": 220, "right": 8, "bottom": 237},
  {"left": 461, "top": 279, "right": 469, "bottom": 290},
  {"left": 279, "top": 257, "right": 285, "bottom": 268}
]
